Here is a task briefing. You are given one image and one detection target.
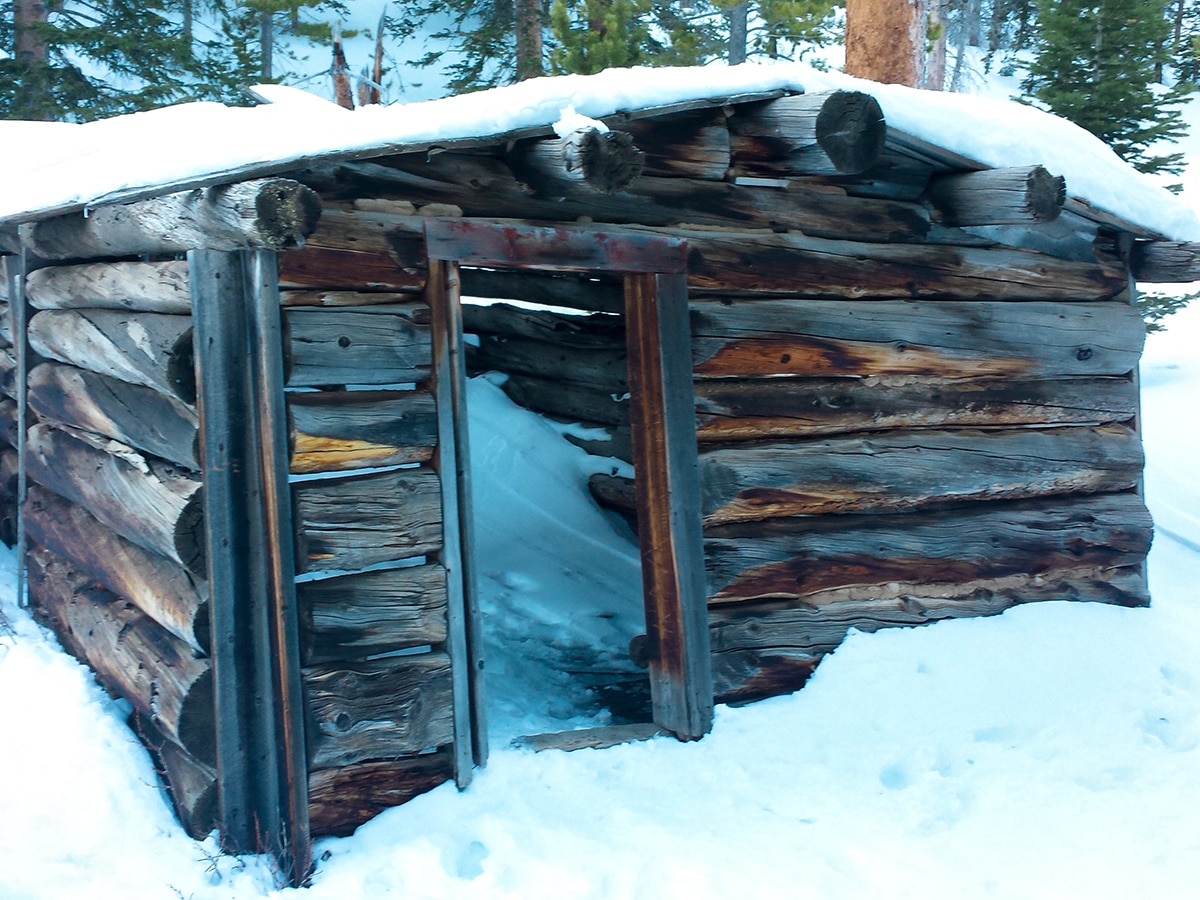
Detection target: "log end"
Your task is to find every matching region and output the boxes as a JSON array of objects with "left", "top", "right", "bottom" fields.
[
  {"left": 815, "top": 90, "right": 887, "bottom": 175},
  {"left": 574, "top": 129, "right": 645, "bottom": 194},
  {"left": 254, "top": 179, "right": 324, "bottom": 249},
  {"left": 1025, "top": 166, "right": 1067, "bottom": 223}
]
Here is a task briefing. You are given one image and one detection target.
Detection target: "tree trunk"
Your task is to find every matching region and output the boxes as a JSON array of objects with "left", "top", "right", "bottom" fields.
[
  {"left": 14, "top": 0, "right": 49, "bottom": 63},
  {"left": 515, "top": 0, "right": 544, "bottom": 81},
  {"left": 729, "top": 4, "right": 749, "bottom": 65},
  {"left": 845, "top": 0, "right": 939, "bottom": 88}
]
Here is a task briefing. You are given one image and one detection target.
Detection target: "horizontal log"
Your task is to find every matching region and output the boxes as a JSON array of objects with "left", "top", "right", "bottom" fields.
[
  {"left": 515, "top": 723, "right": 668, "bottom": 752},
  {"left": 693, "top": 374, "right": 1139, "bottom": 441},
  {"left": 0, "top": 348, "right": 13, "bottom": 397},
  {"left": 0, "top": 448, "right": 16, "bottom": 547},
  {"left": 680, "top": 228, "right": 1126, "bottom": 299},
  {"left": 29, "top": 362, "right": 201, "bottom": 471},
  {"left": 285, "top": 306, "right": 431, "bottom": 387},
  {"left": 1129, "top": 240, "right": 1200, "bottom": 283},
  {"left": 21, "top": 178, "right": 322, "bottom": 258},
  {"left": 138, "top": 718, "right": 218, "bottom": 840},
  {"left": 0, "top": 300, "right": 10, "bottom": 344},
  {"left": 728, "top": 90, "right": 887, "bottom": 176},
  {"left": 499, "top": 373, "right": 628, "bottom": 427},
  {"left": 691, "top": 298, "right": 1145, "bottom": 379},
  {"left": 290, "top": 389, "right": 437, "bottom": 474},
  {"left": 26, "top": 423, "right": 205, "bottom": 574},
  {"left": 305, "top": 651, "right": 455, "bottom": 769},
  {"left": 926, "top": 165, "right": 1066, "bottom": 227},
  {"left": 704, "top": 491, "right": 1152, "bottom": 603},
  {"left": 463, "top": 301, "right": 624, "bottom": 348},
  {"left": 281, "top": 289, "right": 417, "bottom": 307},
  {"left": 293, "top": 467, "right": 442, "bottom": 573},
  {"left": 297, "top": 563, "right": 448, "bottom": 665},
  {"left": 308, "top": 751, "right": 453, "bottom": 838},
  {"left": 699, "top": 424, "right": 1143, "bottom": 525},
  {"left": 28, "top": 547, "right": 215, "bottom": 765},
  {"left": 278, "top": 208, "right": 426, "bottom": 290},
  {"left": 25, "top": 260, "right": 191, "bottom": 313},
  {"left": 469, "top": 335, "right": 627, "bottom": 392},
  {"left": 28, "top": 309, "right": 196, "bottom": 403},
  {"left": 509, "top": 127, "right": 645, "bottom": 195},
  {"left": 0, "top": 396, "right": 16, "bottom": 446},
  {"left": 710, "top": 564, "right": 1148, "bottom": 661},
  {"left": 619, "top": 109, "right": 731, "bottom": 179},
  {"left": 711, "top": 647, "right": 821, "bottom": 705},
  {"left": 24, "top": 485, "right": 209, "bottom": 653}
]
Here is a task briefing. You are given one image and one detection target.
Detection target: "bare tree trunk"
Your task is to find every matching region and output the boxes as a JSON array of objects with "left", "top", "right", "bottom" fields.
[
  {"left": 261, "top": 9, "right": 274, "bottom": 80},
  {"left": 846, "top": 0, "right": 937, "bottom": 88},
  {"left": 925, "top": 0, "right": 946, "bottom": 89},
  {"left": 729, "top": 3, "right": 748, "bottom": 65},
  {"left": 515, "top": 0, "right": 544, "bottom": 81},
  {"left": 14, "top": 0, "right": 49, "bottom": 62},
  {"left": 967, "top": 0, "right": 981, "bottom": 47}
]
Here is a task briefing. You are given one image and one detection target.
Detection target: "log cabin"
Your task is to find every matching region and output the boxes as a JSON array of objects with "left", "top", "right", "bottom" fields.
[{"left": 2, "top": 64, "right": 1198, "bottom": 884}]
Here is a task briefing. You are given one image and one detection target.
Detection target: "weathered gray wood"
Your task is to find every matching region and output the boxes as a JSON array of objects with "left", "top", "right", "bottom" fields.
[
  {"left": 28, "top": 309, "right": 196, "bottom": 402},
  {"left": 305, "top": 651, "right": 455, "bottom": 769},
  {"left": 28, "top": 362, "right": 201, "bottom": 470},
  {"left": 429, "top": 257, "right": 488, "bottom": 782},
  {"left": 728, "top": 91, "right": 886, "bottom": 176},
  {"left": 20, "top": 178, "right": 321, "bottom": 258},
  {"left": 290, "top": 389, "right": 437, "bottom": 473},
  {"left": 307, "top": 751, "right": 453, "bottom": 838},
  {"left": 509, "top": 127, "right": 645, "bottom": 195},
  {"left": 620, "top": 109, "right": 731, "bottom": 180},
  {"left": 515, "top": 723, "right": 667, "bottom": 752},
  {"left": 281, "top": 289, "right": 416, "bottom": 307},
  {"left": 699, "top": 424, "right": 1143, "bottom": 525},
  {"left": 292, "top": 467, "right": 442, "bottom": 573},
  {"left": 711, "top": 647, "right": 821, "bottom": 704},
  {"left": 469, "top": 334, "right": 628, "bottom": 392},
  {"left": 679, "top": 227, "right": 1126, "bottom": 299},
  {"left": 0, "top": 448, "right": 17, "bottom": 546},
  {"left": 926, "top": 165, "right": 1066, "bottom": 226},
  {"left": 278, "top": 207, "right": 426, "bottom": 291},
  {"left": 0, "top": 300, "right": 11, "bottom": 345},
  {"left": 691, "top": 299, "right": 1145, "bottom": 379},
  {"left": 138, "top": 720, "right": 219, "bottom": 840},
  {"left": 463, "top": 301, "right": 624, "bottom": 348},
  {"left": 27, "top": 547, "right": 215, "bottom": 765},
  {"left": 25, "top": 260, "right": 191, "bottom": 313},
  {"left": 297, "top": 563, "right": 448, "bottom": 665},
  {"left": 24, "top": 485, "right": 209, "bottom": 653},
  {"left": 25, "top": 423, "right": 205, "bottom": 573},
  {"left": 0, "top": 396, "right": 17, "bottom": 446},
  {"left": 285, "top": 306, "right": 431, "bottom": 387},
  {"left": 693, "top": 375, "right": 1139, "bottom": 441},
  {"left": 625, "top": 272, "right": 713, "bottom": 740},
  {"left": 500, "top": 373, "right": 629, "bottom": 427},
  {"left": 1129, "top": 240, "right": 1200, "bottom": 283},
  {"left": 704, "top": 491, "right": 1153, "bottom": 604},
  {"left": 0, "top": 348, "right": 14, "bottom": 398}
]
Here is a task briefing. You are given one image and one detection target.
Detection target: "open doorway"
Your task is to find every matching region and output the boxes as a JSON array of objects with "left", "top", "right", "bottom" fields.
[{"left": 425, "top": 220, "right": 712, "bottom": 762}]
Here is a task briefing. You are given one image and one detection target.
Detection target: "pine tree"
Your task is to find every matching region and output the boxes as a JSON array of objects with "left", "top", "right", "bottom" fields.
[{"left": 1022, "top": 0, "right": 1190, "bottom": 176}]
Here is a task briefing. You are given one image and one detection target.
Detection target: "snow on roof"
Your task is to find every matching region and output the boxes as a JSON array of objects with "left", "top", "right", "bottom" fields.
[{"left": 2, "top": 61, "right": 1198, "bottom": 241}]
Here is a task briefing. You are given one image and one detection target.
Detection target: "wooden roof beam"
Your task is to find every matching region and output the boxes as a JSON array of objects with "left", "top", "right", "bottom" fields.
[
  {"left": 729, "top": 90, "right": 887, "bottom": 177},
  {"left": 20, "top": 177, "right": 322, "bottom": 260},
  {"left": 926, "top": 165, "right": 1066, "bottom": 227},
  {"left": 509, "top": 127, "right": 645, "bottom": 197},
  {"left": 1129, "top": 240, "right": 1200, "bottom": 283}
]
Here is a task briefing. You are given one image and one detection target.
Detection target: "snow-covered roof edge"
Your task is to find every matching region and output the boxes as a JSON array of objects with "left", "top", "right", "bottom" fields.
[{"left": 2, "top": 61, "right": 1198, "bottom": 241}]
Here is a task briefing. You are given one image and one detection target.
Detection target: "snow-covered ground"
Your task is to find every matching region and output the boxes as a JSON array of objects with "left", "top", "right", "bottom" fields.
[{"left": 4, "top": 54, "right": 1200, "bottom": 899}]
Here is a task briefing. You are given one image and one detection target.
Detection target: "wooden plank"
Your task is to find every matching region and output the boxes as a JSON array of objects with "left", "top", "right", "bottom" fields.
[
  {"left": 27, "top": 547, "right": 215, "bottom": 765},
  {"left": 307, "top": 751, "right": 454, "bottom": 838},
  {"left": 28, "top": 309, "right": 196, "bottom": 403},
  {"left": 25, "top": 422, "right": 205, "bottom": 574},
  {"left": 426, "top": 219, "right": 688, "bottom": 274},
  {"left": 292, "top": 467, "right": 443, "bottom": 573},
  {"left": 463, "top": 301, "right": 624, "bottom": 348},
  {"left": 281, "top": 289, "right": 417, "bottom": 307},
  {"left": 25, "top": 260, "right": 191, "bottom": 313},
  {"left": 305, "top": 652, "right": 455, "bottom": 769},
  {"left": 704, "top": 491, "right": 1153, "bottom": 604},
  {"left": 624, "top": 272, "right": 713, "bottom": 740},
  {"left": 297, "top": 564, "right": 448, "bottom": 665},
  {"left": 429, "top": 258, "right": 487, "bottom": 786},
  {"left": 278, "top": 208, "right": 427, "bottom": 291},
  {"left": 28, "top": 361, "right": 202, "bottom": 471},
  {"left": 460, "top": 269, "right": 622, "bottom": 313},
  {"left": 290, "top": 389, "right": 437, "bottom": 473},
  {"left": 699, "top": 424, "right": 1143, "bottom": 525},
  {"left": 515, "top": 723, "right": 667, "bottom": 752},
  {"left": 285, "top": 306, "right": 431, "bottom": 387},
  {"left": 24, "top": 485, "right": 209, "bottom": 653},
  {"left": 693, "top": 375, "right": 1139, "bottom": 442},
  {"left": 690, "top": 299, "right": 1145, "bottom": 379},
  {"left": 22, "top": 178, "right": 322, "bottom": 259}
]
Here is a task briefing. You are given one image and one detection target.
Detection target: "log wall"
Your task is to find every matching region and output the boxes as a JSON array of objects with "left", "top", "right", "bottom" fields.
[{"left": 15, "top": 253, "right": 455, "bottom": 839}]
